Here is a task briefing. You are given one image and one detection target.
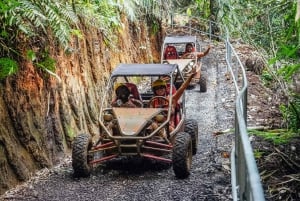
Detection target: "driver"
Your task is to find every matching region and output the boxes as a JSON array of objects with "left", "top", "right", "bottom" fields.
[
  {"left": 111, "top": 83, "right": 143, "bottom": 108},
  {"left": 181, "top": 43, "right": 211, "bottom": 59}
]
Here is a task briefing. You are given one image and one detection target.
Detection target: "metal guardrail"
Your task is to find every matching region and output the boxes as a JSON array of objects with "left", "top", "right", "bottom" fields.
[
  {"left": 167, "top": 14, "right": 265, "bottom": 201},
  {"left": 225, "top": 34, "right": 266, "bottom": 201}
]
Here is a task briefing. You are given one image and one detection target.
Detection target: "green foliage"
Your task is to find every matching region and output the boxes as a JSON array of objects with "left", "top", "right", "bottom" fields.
[
  {"left": 279, "top": 95, "right": 300, "bottom": 131},
  {"left": 253, "top": 150, "right": 264, "bottom": 159},
  {"left": 216, "top": 0, "right": 300, "bottom": 132},
  {"left": 74, "top": 0, "right": 120, "bottom": 33},
  {"left": 26, "top": 49, "right": 36, "bottom": 61},
  {"left": 249, "top": 129, "right": 298, "bottom": 145},
  {"left": 277, "top": 63, "right": 300, "bottom": 82},
  {"left": 151, "top": 21, "right": 159, "bottom": 35},
  {"left": 217, "top": 1, "right": 297, "bottom": 56},
  {"left": 0, "top": 0, "right": 79, "bottom": 48},
  {"left": 261, "top": 71, "right": 273, "bottom": 86},
  {"left": 134, "top": 0, "right": 171, "bottom": 20},
  {"left": 0, "top": 0, "right": 170, "bottom": 52},
  {"left": 194, "top": 0, "right": 211, "bottom": 18},
  {"left": 186, "top": 8, "right": 192, "bottom": 17},
  {"left": 172, "top": 0, "right": 210, "bottom": 18},
  {"left": 36, "top": 56, "right": 56, "bottom": 72},
  {"left": 121, "top": 0, "right": 171, "bottom": 35},
  {"left": 26, "top": 49, "right": 56, "bottom": 73},
  {"left": 0, "top": 58, "right": 19, "bottom": 79},
  {"left": 66, "top": 125, "right": 75, "bottom": 141},
  {"left": 70, "top": 29, "right": 83, "bottom": 39}
]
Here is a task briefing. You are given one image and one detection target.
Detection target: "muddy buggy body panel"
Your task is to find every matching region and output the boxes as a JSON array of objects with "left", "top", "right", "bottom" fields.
[
  {"left": 72, "top": 63, "right": 198, "bottom": 179},
  {"left": 161, "top": 35, "right": 207, "bottom": 92}
]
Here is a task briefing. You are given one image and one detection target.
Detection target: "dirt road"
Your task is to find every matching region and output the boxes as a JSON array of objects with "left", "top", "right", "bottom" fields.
[{"left": 1, "top": 42, "right": 235, "bottom": 201}]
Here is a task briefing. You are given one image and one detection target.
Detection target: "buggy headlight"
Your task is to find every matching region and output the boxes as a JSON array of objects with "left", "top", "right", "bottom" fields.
[
  {"left": 188, "top": 61, "right": 195, "bottom": 66},
  {"left": 103, "top": 113, "right": 113, "bottom": 121},
  {"left": 155, "top": 114, "right": 165, "bottom": 123}
]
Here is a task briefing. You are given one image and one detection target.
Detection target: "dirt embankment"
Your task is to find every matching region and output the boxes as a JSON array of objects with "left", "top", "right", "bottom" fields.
[{"left": 0, "top": 16, "right": 164, "bottom": 194}]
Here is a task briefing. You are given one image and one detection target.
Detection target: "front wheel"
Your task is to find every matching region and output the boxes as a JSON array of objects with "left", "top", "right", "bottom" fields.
[
  {"left": 172, "top": 132, "right": 192, "bottom": 179},
  {"left": 72, "top": 134, "right": 93, "bottom": 177}
]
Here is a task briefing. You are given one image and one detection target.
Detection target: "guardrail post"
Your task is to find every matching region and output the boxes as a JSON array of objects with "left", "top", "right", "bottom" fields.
[
  {"left": 209, "top": 21, "right": 212, "bottom": 41},
  {"left": 171, "top": 14, "right": 174, "bottom": 29},
  {"left": 189, "top": 18, "right": 192, "bottom": 35},
  {"left": 226, "top": 39, "right": 231, "bottom": 72}
]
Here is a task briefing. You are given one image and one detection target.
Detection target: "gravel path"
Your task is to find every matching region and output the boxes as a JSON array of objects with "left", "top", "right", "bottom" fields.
[{"left": 0, "top": 42, "right": 236, "bottom": 201}]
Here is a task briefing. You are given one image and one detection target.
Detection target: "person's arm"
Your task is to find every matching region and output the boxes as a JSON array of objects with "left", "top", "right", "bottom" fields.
[
  {"left": 196, "top": 45, "right": 211, "bottom": 59},
  {"left": 181, "top": 51, "right": 195, "bottom": 59},
  {"left": 130, "top": 97, "right": 143, "bottom": 107},
  {"left": 172, "top": 69, "right": 197, "bottom": 103},
  {"left": 111, "top": 99, "right": 122, "bottom": 107}
]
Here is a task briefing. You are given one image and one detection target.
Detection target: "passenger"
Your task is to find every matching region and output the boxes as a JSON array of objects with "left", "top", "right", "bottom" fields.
[
  {"left": 149, "top": 69, "right": 197, "bottom": 129},
  {"left": 150, "top": 70, "right": 196, "bottom": 108},
  {"left": 182, "top": 43, "right": 211, "bottom": 59},
  {"left": 111, "top": 83, "right": 143, "bottom": 108},
  {"left": 161, "top": 76, "right": 177, "bottom": 95}
]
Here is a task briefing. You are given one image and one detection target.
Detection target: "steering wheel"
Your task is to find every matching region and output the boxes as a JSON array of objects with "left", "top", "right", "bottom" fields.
[
  {"left": 147, "top": 96, "right": 169, "bottom": 108},
  {"left": 182, "top": 53, "right": 195, "bottom": 59}
]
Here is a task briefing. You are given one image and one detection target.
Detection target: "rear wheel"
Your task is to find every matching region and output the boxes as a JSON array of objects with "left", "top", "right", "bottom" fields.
[
  {"left": 199, "top": 74, "right": 207, "bottom": 92},
  {"left": 172, "top": 132, "right": 192, "bottom": 179},
  {"left": 72, "top": 134, "right": 93, "bottom": 177},
  {"left": 184, "top": 119, "right": 198, "bottom": 155}
]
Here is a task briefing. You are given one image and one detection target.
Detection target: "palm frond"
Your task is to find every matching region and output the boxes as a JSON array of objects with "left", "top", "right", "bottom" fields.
[{"left": 0, "top": 0, "right": 78, "bottom": 48}]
